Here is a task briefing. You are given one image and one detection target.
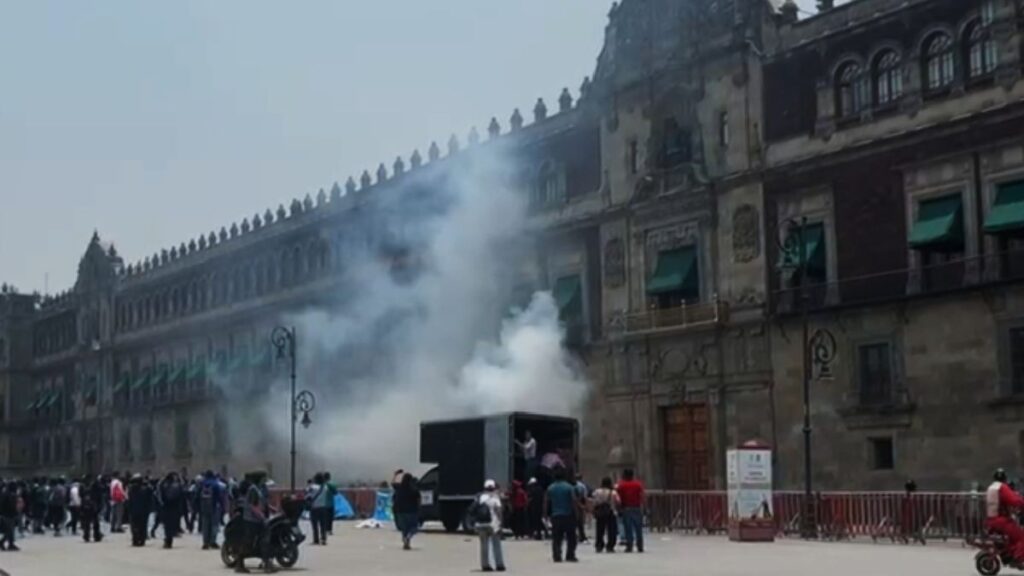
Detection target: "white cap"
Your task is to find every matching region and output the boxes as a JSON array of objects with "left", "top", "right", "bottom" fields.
[
  {"left": 484, "top": 479, "right": 497, "bottom": 491},
  {"left": 528, "top": 477, "right": 537, "bottom": 485}
]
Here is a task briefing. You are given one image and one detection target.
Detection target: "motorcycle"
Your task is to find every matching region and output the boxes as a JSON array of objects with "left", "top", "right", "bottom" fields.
[
  {"left": 221, "top": 498, "right": 306, "bottom": 570},
  {"left": 971, "top": 533, "right": 1024, "bottom": 575}
]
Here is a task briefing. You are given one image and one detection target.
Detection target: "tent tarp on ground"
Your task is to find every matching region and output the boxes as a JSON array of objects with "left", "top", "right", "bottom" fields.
[{"left": 334, "top": 492, "right": 355, "bottom": 519}]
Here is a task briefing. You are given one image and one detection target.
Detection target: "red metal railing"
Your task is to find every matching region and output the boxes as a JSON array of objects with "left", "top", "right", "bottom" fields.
[
  {"left": 646, "top": 490, "right": 987, "bottom": 544},
  {"left": 269, "top": 487, "right": 987, "bottom": 544}
]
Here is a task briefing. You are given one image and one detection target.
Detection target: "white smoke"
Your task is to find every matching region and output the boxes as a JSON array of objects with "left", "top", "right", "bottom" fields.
[{"left": 261, "top": 148, "right": 590, "bottom": 482}]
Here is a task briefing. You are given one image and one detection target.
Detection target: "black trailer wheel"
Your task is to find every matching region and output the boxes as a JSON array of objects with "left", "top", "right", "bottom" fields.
[{"left": 441, "top": 502, "right": 465, "bottom": 533}]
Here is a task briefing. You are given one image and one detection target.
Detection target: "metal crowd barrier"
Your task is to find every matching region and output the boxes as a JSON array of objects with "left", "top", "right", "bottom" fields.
[{"left": 646, "top": 490, "right": 987, "bottom": 544}]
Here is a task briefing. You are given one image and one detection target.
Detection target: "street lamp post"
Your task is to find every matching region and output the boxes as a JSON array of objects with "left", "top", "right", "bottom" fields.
[
  {"left": 271, "top": 326, "right": 316, "bottom": 492},
  {"left": 779, "top": 217, "right": 815, "bottom": 539},
  {"left": 779, "top": 218, "right": 838, "bottom": 540}
]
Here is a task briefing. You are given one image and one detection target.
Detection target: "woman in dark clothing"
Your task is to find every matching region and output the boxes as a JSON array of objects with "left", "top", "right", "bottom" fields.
[
  {"left": 391, "top": 472, "right": 420, "bottom": 550},
  {"left": 127, "top": 475, "right": 155, "bottom": 547}
]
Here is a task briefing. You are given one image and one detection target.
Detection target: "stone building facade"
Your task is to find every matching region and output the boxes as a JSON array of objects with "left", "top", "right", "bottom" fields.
[{"left": 2, "top": 0, "right": 1022, "bottom": 491}]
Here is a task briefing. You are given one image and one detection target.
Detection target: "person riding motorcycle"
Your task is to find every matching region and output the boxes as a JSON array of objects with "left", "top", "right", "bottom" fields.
[
  {"left": 986, "top": 468, "right": 1024, "bottom": 563},
  {"left": 235, "top": 472, "right": 275, "bottom": 574}
]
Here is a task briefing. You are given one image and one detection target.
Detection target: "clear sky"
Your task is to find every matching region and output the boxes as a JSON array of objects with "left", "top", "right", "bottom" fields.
[{"left": 0, "top": 0, "right": 825, "bottom": 294}]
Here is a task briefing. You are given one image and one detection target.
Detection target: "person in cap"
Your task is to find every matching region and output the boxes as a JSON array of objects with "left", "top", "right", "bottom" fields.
[{"left": 474, "top": 480, "right": 506, "bottom": 572}]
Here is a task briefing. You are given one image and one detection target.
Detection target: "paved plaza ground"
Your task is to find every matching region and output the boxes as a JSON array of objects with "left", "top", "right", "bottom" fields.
[{"left": 0, "top": 523, "right": 973, "bottom": 576}]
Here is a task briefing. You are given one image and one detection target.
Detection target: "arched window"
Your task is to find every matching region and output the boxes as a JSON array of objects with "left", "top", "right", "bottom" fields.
[
  {"left": 873, "top": 50, "right": 903, "bottom": 105},
  {"left": 835, "top": 60, "right": 866, "bottom": 117},
  {"left": 965, "top": 19, "right": 997, "bottom": 79},
  {"left": 924, "top": 32, "right": 955, "bottom": 90}
]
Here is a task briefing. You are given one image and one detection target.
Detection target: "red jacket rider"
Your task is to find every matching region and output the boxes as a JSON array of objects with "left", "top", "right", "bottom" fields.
[{"left": 987, "top": 468, "right": 1024, "bottom": 561}]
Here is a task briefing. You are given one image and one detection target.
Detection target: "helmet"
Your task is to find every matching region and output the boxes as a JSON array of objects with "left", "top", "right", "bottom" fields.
[{"left": 995, "top": 468, "right": 1009, "bottom": 483}]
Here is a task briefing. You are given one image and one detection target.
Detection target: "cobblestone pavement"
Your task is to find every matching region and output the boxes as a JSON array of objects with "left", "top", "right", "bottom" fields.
[{"left": 0, "top": 524, "right": 973, "bottom": 576}]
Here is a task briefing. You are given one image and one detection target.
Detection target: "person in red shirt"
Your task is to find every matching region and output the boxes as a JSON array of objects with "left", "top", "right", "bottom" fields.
[
  {"left": 987, "top": 469, "right": 1024, "bottom": 561},
  {"left": 509, "top": 480, "right": 529, "bottom": 539},
  {"left": 615, "top": 469, "right": 645, "bottom": 553}
]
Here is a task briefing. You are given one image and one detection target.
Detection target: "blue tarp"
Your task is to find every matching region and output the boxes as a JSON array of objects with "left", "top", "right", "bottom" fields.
[
  {"left": 373, "top": 490, "right": 393, "bottom": 522},
  {"left": 334, "top": 492, "right": 355, "bottom": 519}
]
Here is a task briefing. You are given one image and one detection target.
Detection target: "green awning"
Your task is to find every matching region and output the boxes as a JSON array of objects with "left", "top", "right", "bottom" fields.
[
  {"left": 780, "top": 223, "right": 826, "bottom": 276},
  {"left": 552, "top": 276, "right": 582, "bottom": 320},
  {"left": 226, "top": 353, "right": 247, "bottom": 373},
  {"left": 186, "top": 362, "right": 206, "bottom": 380},
  {"left": 43, "top": 391, "right": 60, "bottom": 408},
  {"left": 168, "top": 366, "right": 186, "bottom": 384},
  {"left": 909, "top": 195, "right": 964, "bottom": 251},
  {"left": 151, "top": 368, "right": 168, "bottom": 387},
  {"left": 25, "top": 398, "right": 41, "bottom": 411},
  {"left": 131, "top": 373, "right": 151, "bottom": 391},
  {"left": 646, "top": 246, "right": 699, "bottom": 296},
  {"left": 112, "top": 374, "right": 130, "bottom": 393},
  {"left": 985, "top": 181, "right": 1024, "bottom": 234},
  {"left": 250, "top": 348, "right": 271, "bottom": 368}
]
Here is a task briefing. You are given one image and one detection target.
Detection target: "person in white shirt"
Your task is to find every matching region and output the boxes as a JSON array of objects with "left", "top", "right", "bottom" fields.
[
  {"left": 516, "top": 430, "right": 538, "bottom": 481},
  {"left": 474, "top": 480, "right": 506, "bottom": 572},
  {"left": 67, "top": 481, "right": 82, "bottom": 535}
]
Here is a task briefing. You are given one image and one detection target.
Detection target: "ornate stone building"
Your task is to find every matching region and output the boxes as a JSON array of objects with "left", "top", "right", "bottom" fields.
[{"left": 3, "top": 0, "right": 1022, "bottom": 491}]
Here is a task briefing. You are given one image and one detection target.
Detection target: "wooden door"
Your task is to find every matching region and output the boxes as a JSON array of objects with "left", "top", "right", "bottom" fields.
[{"left": 663, "top": 403, "right": 711, "bottom": 490}]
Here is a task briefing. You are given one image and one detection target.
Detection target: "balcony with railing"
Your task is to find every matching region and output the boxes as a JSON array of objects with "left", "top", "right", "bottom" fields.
[{"left": 611, "top": 297, "right": 730, "bottom": 338}]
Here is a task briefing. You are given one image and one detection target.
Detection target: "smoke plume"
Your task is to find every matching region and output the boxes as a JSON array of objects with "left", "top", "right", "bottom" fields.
[{"left": 259, "top": 148, "right": 590, "bottom": 482}]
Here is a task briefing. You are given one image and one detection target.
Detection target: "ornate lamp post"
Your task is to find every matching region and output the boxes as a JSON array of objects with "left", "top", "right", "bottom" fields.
[
  {"left": 271, "top": 326, "right": 316, "bottom": 492},
  {"left": 779, "top": 217, "right": 814, "bottom": 538}
]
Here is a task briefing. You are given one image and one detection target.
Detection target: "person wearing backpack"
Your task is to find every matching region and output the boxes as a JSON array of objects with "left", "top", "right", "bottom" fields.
[
  {"left": 47, "top": 477, "right": 67, "bottom": 536},
  {"left": 591, "top": 477, "right": 620, "bottom": 553},
  {"left": 474, "top": 479, "right": 506, "bottom": 572},
  {"left": 308, "top": 473, "right": 331, "bottom": 546},
  {"left": 158, "top": 472, "right": 186, "bottom": 549},
  {"left": 198, "top": 470, "right": 225, "bottom": 550}
]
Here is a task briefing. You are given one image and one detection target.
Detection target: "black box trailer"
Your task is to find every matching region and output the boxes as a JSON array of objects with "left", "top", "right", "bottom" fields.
[{"left": 418, "top": 412, "right": 579, "bottom": 532}]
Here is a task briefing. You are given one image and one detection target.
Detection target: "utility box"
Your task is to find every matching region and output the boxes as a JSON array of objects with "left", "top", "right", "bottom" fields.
[{"left": 727, "top": 440, "right": 774, "bottom": 542}]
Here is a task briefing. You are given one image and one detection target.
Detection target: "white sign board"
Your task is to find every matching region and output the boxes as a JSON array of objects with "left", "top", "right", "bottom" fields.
[{"left": 726, "top": 448, "right": 773, "bottom": 521}]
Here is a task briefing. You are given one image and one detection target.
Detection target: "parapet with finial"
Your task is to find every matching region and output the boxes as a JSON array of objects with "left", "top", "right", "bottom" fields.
[
  {"left": 429, "top": 142, "right": 441, "bottom": 161},
  {"left": 376, "top": 163, "right": 388, "bottom": 184},
  {"left": 468, "top": 127, "right": 480, "bottom": 146}
]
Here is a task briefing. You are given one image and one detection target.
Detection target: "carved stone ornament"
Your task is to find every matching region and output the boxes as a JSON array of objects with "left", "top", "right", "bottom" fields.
[
  {"left": 604, "top": 238, "right": 626, "bottom": 288},
  {"left": 732, "top": 204, "right": 761, "bottom": 263}
]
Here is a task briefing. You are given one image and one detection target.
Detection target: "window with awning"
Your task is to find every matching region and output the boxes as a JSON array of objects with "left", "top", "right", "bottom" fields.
[
  {"left": 552, "top": 275, "right": 583, "bottom": 323},
  {"left": 131, "top": 372, "right": 151, "bottom": 391},
  {"left": 187, "top": 361, "right": 207, "bottom": 381},
  {"left": 780, "top": 223, "right": 827, "bottom": 281},
  {"left": 646, "top": 246, "right": 699, "bottom": 301},
  {"left": 909, "top": 194, "right": 964, "bottom": 251},
  {"left": 250, "top": 347, "right": 271, "bottom": 369},
  {"left": 43, "top": 391, "right": 61, "bottom": 408},
  {"left": 113, "top": 373, "right": 130, "bottom": 394},
  {"left": 226, "top": 352, "right": 248, "bottom": 373},
  {"left": 985, "top": 181, "right": 1024, "bottom": 235},
  {"left": 168, "top": 365, "right": 186, "bottom": 384}
]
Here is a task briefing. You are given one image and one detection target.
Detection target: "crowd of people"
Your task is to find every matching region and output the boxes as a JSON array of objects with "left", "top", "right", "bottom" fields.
[
  {"left": 485, "top": 467, "right": 645, "bottom": 570},
  {"left": 385, "top": 462, "right": 646, "bottom": 573},
  {"left": 0, "top": 469, "right": 267, "bottom": 554},
  {"left": 0, "top": 458, "right": 648, "bottom": 574}
]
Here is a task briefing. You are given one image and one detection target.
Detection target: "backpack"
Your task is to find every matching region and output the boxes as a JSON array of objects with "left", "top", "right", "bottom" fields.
[
  {"left": 471, "top": 495, "right": 492, "bottom": 525},
  {"left": 200, "top": 482, "right": 215, "bottom": 512},
  {"left": 49, "top": 486, "right": 66, "bottom": 507}
]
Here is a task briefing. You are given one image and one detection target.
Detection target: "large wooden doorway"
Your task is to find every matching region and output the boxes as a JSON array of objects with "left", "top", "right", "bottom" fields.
[{"left": 663, "top": 403, "right": 711, "bottom": 490}]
